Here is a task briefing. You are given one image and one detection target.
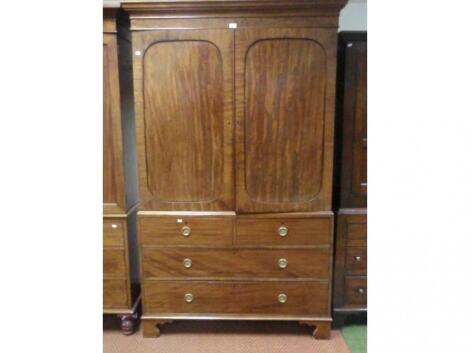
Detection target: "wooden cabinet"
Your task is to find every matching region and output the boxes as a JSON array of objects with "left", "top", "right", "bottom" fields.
[
  {"left": 333, "top": 32, "right": 367, "bottom": 326},
  {"left": 122, "top": 0, "right": 347, "bottom": 340},
  {"left": 103, "top": 8, "right": 140, "bottom": 335}
]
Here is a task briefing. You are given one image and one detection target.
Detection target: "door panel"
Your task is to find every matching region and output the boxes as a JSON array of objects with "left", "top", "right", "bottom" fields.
[
  {"left": 350, "top": 41, "right": 367, "bottom": 197},
  {"left": 338, "top": 34, "right": 367, "bottom": 208},
  {"left": 235, "top": 28, "right": 337, "bottom": 212},
  {"left": 132, "top": 30, "right": 234, "bottom": 211},
  {"left": 103, "top": 34, "right": 126, "bottom": 214}
]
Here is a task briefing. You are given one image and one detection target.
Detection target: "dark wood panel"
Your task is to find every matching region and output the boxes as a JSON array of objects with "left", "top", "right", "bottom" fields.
[
  {"left": 132, "top": 30, "right": 234, "bottom": 211},
  {"left": 104, "top": 279, "right": 129, "bottom": 309},
  {"left": 144, "top": 280, "right": 330, "bottom": 315},
  {"left": 140, "top": 215, "right": 233, "bottom": 246},
  {"left": 336, "top": 32, "right": 367, "bottom": 208},
  {"left": 344, "top": 277, "right": 367, "bottom": 306},
  {"left": 141, "top": 248, "right": 330, "bottom": 279},
  {"left": 345, "top": 247, "right": 366, "bottom": 275},
  {"left": 235, "top": 217, "right": 330, "bottom": 246},
  {"left": 103, "top": 249, "right": 127, "bottom": 276},
  {"left": 235, "top": 28, "right": 338, "bottom": 212}
]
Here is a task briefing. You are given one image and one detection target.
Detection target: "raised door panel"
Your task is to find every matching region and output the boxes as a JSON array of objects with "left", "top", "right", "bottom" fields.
[
  {"left": 235, "top": 28, "right": 338, "bottom": 212},
  {"left": 103, "top": 34, "right": 126, "bottom": 214},
  {"left": 132, "top": 30, "right": 234, "bottom": 211}
]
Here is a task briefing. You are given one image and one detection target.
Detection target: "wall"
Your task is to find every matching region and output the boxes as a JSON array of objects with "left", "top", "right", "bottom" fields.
[{"left": 339, "top": 0, "right": 367, "bottom": 31}]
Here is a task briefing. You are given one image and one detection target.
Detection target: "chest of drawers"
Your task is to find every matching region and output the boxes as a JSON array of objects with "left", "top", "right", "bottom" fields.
[
  {"left": 122, "top": 0, "right": 347, "bottom": 339},
  {"left": 103, "top": 8, "right": 140, "bottom": 334}
]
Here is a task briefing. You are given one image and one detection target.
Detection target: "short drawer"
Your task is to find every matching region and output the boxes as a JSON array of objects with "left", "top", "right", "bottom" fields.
[
  {"left": 235, "top": 217, "right": 331, "bottom": 246},
  {"left": 344, "top": 277, "right": 367, "bottom": 306},
  {"left": 143, "top": 281, "right": 329, "bottom": 315},
  {"left": 140, "top": 216, "right": 233, "bottom": 246},
  {"left": 346, "top": 222, "right": 367, "bottom": 247},
  {"left": 103, "top": 279, "right": 129, "bottom": 308},
  {"left": 345, "top": 247, "right": 367, "bottom": 275},
  {"left": 141, "top": 248, "right": 330, "bottom": 279},
  {"left": 103, "top": 249, "right": 127, "bottom": 276},
  {"left": 103, "top": 219, "right": 125, "bottom": 247}
]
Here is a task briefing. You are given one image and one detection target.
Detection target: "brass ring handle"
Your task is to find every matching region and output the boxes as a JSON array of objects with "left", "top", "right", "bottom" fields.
[
  {"left": 183, "top": 258, "right": 192, "bottom": 268},
  {"left": 278, "top": 225, "right": 288, "bottom": 237},
  {"left": 278, "top": 293, "right": 288, "bottom": 303},
  {"left": 181, "top": 225, "right": 191, "bottom": 237},
  {"left": 278, "top": 258, "right": 288, "bottom": 269},
  {"left": 184, "top": 293, "right": 194, "bottom": 303}
]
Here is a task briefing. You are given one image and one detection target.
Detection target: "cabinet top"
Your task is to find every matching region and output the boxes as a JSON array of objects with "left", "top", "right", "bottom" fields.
[{"left": 121, "top": 0, "right": 348, "bottom": 16}]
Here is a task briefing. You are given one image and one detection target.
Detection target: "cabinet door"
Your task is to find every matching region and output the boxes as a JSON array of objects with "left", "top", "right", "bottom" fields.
[
  {"left": 103, "top": 33, "right": 126, "bottom": 214},
  {"left": 132, "top": 30, "right": 234, "bottom": 211},
  {"left": 235, "top": 28, "right": 337, "bottom": 213},
  {"left": 338, "top": 34, "right": 367, "bottom": 208}
]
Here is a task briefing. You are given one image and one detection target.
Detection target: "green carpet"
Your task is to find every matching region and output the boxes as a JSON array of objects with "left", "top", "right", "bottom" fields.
[{"left": 342, "top": 325, "right": 367, "bottom": 353}]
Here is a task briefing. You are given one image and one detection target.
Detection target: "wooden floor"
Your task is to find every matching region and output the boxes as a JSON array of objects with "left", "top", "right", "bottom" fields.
[{"left": 103, "top": 316, "right": 351, "bottom": 353}]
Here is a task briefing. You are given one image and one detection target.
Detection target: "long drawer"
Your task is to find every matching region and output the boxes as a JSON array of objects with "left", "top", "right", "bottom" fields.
[
  {"left": 143, "top": 280, "right": 329, "bottom": 315},
  {"left": 140, "top": 216, "right": 233, "bottom": 246},
  {"left": 235, "top": 217, "right": 331, "bottom": 246},
  {"left": 346, "top": 222, "right": 367, "bottom": 247},
  {"left": 344, "top": 277, "right": 367, "bottom": 306},
  {"left": 103, "top": 219, "right": 126, "bottom": 247},
  {"left": 103, "top": 249, "right": 127, "bottom": 276},
  {"left": 345, "top": 247, "right": 367, "bottom": 275},
  {"left": 141, "top": 248, "right": 330, "bottom": 279},
  {"left": 104, "top": 279, "right": 129, "bottom": 308}
]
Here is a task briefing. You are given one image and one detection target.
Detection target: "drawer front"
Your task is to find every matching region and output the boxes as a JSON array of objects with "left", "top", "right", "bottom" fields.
[
  {"left": 140, "top": 216, "right": 233, "bottom": 246},
  {"left": 344, "top": 277, "right": 367, "bottom": 306},
  {"left": 144, "top": 281, "right": 329, "bottom": 315},
  {"left": 235, "top": 218, "right": 330, "bottom": 246},
  {"left": 346, "top": 222, "right": 367, "bottom": 247},
  {"left": 345, "top": 247, "right": 367, "bottom": 275},
  {"left": 103, "top": 219, "right": 125, "bottom": 247},
  {"left": 142, "top": 248, "right": 330, "bottom": 279},
  {"left": 103, "top": 279, "right": 129, "bottom": 308},
  {"left": 103, "top": 249, "right": 127, "bottom": 276}
]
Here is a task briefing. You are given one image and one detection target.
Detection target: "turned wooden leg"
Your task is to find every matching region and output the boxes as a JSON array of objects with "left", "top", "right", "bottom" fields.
[
  {"left": 142, "top": 319, "right": 173, "bottom": 338},
  {"left": 118, "top": 314, "right": 136, "bottom": 336},
  {"left": 299, "top": 321, "right": 331, "bottom": 339}
]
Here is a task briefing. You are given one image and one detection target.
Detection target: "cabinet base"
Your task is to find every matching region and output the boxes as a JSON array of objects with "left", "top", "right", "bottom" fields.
[
  {"left": 141, "top": 315, "right": 331, "bottom": 340},
  {"left": 332, "top": 309, "right": 367, "bottom": 328}
]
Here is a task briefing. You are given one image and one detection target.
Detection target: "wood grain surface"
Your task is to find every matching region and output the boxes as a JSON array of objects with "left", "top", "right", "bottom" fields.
[
  {"left": 141, "top": 248, "right": 330, "bottom": 279},
  {"left": 143, "top": 280, "right": 330, "bottom": 315}
]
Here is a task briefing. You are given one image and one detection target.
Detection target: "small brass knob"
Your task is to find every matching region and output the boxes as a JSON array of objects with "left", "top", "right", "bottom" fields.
[
  {"left": 181, "top": 225, "right": 191, "bottom": 237},
  {"left": 355, "top": 256, "right": 361, "bottom": 261},
  {"left": 183, "top": 258, "right": 192, "bottom": 268},
  {"left": 111, "top": 224, "right": 118, "bottom": 229},
  {"left": 184, "top": 293, "right": 193, "bottom": 303},
  {"left": 278, "top": 225, "right": 288, "bottom": 237},
  {"left": 278, "top": 258, "right": 288, "bottom": 269},
  {"left": 358, "top": 288, "right": 365, "bottom": 294},
  {"left": 278, "top": 293, "right": 288, "bottom": 303}
]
